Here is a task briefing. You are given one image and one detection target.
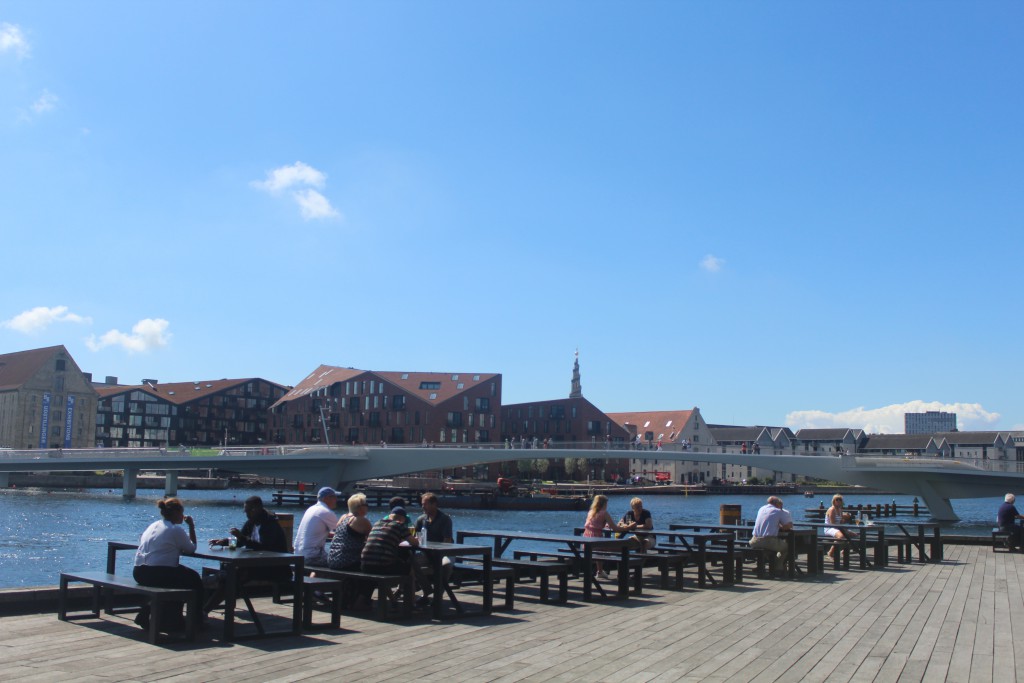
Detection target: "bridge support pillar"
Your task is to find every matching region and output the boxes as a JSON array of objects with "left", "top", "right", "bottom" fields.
[
  {"left": 123, "top": 468, "right": 138, "bottom": 501},
  {"left": 164, "top": 471, "right": 178, "bottom": 497},
  {"left": 915, "top": 479, "right": 958, "bottom": 521}
]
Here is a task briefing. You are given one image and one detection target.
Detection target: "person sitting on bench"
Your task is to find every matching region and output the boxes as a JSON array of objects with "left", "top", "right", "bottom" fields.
[
  {"left": 361, "top": 507, "right": 423, "bottom": 604},
  {"left": 133, "top": 497, "right": 202, "bottom": 632},
  {"left": 823, "top": 494, "right": 855, "bottom": 559},
  {"left": 749, "top": 496, "right": 793, "bottom": 576},
  {"left": 619, "top": 497, "right": 655, "bottom": 551},
  {"left": 205, "top": 496, "right": 290, "bottom": 610},
  {"left": 997, "top": 493, "right": 1024, "bottom": 551}
]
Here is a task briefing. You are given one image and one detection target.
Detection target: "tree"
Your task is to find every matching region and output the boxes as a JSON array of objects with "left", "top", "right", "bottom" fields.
[{"left": 534, "top": 458, "right": 550, "bottom": 478}]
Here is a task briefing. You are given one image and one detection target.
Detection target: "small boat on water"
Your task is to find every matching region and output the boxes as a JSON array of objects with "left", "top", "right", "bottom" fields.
[{"left": 804, "top": 491, "right": 815, "bottom": 498}]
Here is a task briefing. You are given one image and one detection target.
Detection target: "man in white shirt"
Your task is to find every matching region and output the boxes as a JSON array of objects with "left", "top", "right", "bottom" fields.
[
  {"left": 293, "top": 487, "right": 339, "bottom": 567},
  {"left": 749, "top": 496, "right": 793, "bottom": 576}
]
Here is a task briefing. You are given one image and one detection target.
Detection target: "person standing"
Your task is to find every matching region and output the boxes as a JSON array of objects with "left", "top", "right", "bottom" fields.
[
  {"left": 749, "top": 496, "right": 793, "bottom": 576},
  {"left": 133, "top": 497, "right": 202, "bottom": 632},
  {"left": 293, "top": 487, "right": 339, "bottom": 567},
  {"left": 998, "top": 493, "right": 1024, "bottom": 551}
]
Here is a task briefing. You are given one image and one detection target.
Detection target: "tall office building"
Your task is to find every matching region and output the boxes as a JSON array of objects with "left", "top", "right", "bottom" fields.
[{"left": 905, "top": 411, "right": 957, "bottom": 435}]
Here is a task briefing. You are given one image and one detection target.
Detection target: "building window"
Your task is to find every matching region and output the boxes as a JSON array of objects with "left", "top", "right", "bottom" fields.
[
  {"left": 420, "top": 382, "right": 441, "bottom": 390},
  {"left": 475, "top": 397, "right": 490, "bottom": 412},
  {"left": 447, "top": 412, "right": 463, "bottom": 428},
  {"left": 393, "top": 395, "right": 406, "bottom": 410},
  {"left": 55, "top": 359, "right": 66, "bottom": 371}
]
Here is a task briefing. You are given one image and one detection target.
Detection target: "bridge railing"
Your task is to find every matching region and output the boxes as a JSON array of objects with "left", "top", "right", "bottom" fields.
[{"left": 842, "top": 454, "right": 1024, "bottom": 474}]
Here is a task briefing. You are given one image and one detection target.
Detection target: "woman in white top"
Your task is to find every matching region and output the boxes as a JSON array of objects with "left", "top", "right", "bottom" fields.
[
  {"left": 132, "top": 497, "right": 202, "bottom": 632},
  {"left": 823, "top": 494, "right": 853, "bottom": 558}
]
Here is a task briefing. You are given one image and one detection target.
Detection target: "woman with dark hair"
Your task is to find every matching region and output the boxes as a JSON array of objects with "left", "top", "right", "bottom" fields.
[{"left": 133, "top": 497, "right": 202, "bottom": 632}]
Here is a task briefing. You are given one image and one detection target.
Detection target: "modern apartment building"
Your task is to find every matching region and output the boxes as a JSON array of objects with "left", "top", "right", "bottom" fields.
[
  {"left": 0, "top": 345, "right": 98, "bottom": 449},
  {"left": 269, "top": 365, "right": 501, "bottom": 446},
  {"left": 95, "top": 378, "right": 288, "bottom": 448},
  {"left": 905, "top": 411, "right": 957, "bottom": 435}
]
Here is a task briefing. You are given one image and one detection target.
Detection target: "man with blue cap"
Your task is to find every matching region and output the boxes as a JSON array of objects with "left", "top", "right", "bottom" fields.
[{"left": 293, "top": 486, "right": 339, "bottom": 566}]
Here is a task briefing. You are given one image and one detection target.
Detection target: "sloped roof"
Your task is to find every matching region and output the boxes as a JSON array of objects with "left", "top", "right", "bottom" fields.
[
  {"left": 0, "top": 345, "right": 67, "bottom": 391},
  {"left": 97, "top": 378, "right": 283, "bottom": 405},
  {"left": 933, "top": 431, "right": 1009, "bottom": 446},
  {"left": 861, "top": 434, "right": 934, "bottom": 450},
  {"left": 376, "top": 370, "right": 499, "bottom": 404},
  {"left": 709, "top": 426, "right": 765, "bottom": 442},
  {"left": 275, "top": 365, "right": 365, "bottom": 405},
  {"left": 607, "top": 410, "right": 694, "bottom": 442},
  {"left": 272, "top": 364, "right": 500, "bottom": 409},
  {"left": 795, "top": 428, "right": 862, "bottom": 441}
]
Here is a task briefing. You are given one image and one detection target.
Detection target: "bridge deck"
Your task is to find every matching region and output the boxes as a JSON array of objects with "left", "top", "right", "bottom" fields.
[{"left": 1, "top": 544, "right": 1020, "bottom": 682}]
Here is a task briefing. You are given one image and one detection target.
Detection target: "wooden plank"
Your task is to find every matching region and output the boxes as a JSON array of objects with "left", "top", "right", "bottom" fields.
[{"left": 0, "top": 545, "right": 1020, "bottom": 683}]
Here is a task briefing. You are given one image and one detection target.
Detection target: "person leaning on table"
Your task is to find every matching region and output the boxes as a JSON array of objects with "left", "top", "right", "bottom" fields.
[
  {"left": 749, "top": 496, "right": 794, "bottom": 576},
  {"left": 133, "top": 497, "right": 203, "bottom": 632},
  {"left": 997, "top": 493, "right": 1024, "bottom": 551}
]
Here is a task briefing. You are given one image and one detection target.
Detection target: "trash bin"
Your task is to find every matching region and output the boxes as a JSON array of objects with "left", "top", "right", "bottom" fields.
[
  {"left": 275, "top": 512, "right": 294, "bottom": 552},
  {"left": 720, "top": 504, "right": 741, "bottom": 526}
]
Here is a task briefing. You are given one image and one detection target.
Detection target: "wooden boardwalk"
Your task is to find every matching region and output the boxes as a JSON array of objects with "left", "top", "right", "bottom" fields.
[{"left": 2, "top": 544, "right": 1021, "bottom": 682}]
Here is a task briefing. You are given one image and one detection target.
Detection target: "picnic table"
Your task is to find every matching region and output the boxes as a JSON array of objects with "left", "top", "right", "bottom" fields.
[
  {"left": 412, "top": 540, "right": 494, "bottom": 619},
  {"left": 107, "top": 541, "right": 304, "bottom": 641},
  {"left": 668, "top": 524, "right": 821, "bottom": 579},
  {"left": 793, "top": 522, "right": 887, "bottom": 569},
  {"left": 868, "top": 521, "right": 943, "bottom": 562},
  {"left": 456, "top": 529, "right": 633, "bottom": 600},
  {"left": 572, "top": 527, "right": 736, "bottom": 587}
]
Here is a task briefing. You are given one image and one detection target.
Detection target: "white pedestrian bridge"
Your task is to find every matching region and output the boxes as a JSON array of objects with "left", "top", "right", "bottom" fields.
[{"left": 1, "top": 445, "right": 1021, "bottom": 520}]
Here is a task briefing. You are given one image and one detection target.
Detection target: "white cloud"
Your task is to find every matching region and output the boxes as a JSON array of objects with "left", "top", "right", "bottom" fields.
[
  {"left": 86, "top": 318, "right": 171, "bottom": 353},
  {"left": 0, "top": 22, "right": 29, "bottom": 60},
  {"left": 2, "top": 306, "right": 92, "bottom": 333},
  {"left": 30, "top": 89, "right": 58, "bottom": 114},
  {"left": 700, "top": 254, "right": 724, "bottom": 273},
  {"left": 251, "top": 161, "right": 326, "bottom": 193},
  {"left": 293, "top": 188, "right": 340, "bottom": 220},
  {"left": 785, "top": 400, "right": 1001, "bottom": 434},
  {"left": 251, "top": 161, "right": 340, "bottom": 221}
]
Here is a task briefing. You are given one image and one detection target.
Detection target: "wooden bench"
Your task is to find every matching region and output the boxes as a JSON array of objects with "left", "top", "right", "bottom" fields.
[
  {"left": 301, "top": 576, "right": 343, "bottom": 629},
  {"left": 993, "top": 527, "right": 1014, "bottom": 552},
  {"left": 885, "top": 536, "right": 916, "bottom": 563},
  {"left": 818, "top": 539, "right": 851, "bottom": 570},
  {"left": 306, "top": 566, "right": 413, "bottom": 620},
  {"left": 492, "top": 558, "right": 571, "bottom": 603},
  {"left": 58, "top": 571, "right": 200, "bottom": 645},
  {"left": 451, "top": 563, "right": 516, "bottom": 609}
]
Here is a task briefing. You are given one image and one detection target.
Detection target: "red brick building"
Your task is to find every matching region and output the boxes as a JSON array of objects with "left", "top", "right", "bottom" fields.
[
  {"left": 268, "top": 365, "right": 501, "bottom": 446},
  {"left": 497, "top": 352, "right": 631, "bottom": 481}
]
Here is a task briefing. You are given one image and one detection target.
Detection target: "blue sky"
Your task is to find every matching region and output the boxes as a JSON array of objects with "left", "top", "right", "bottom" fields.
[{"left": 2, "top": 3, "right": 1021, "bottom": 434}]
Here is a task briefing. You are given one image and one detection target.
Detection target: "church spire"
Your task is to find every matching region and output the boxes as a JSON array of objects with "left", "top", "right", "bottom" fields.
[{"left": 569, "top": 348, "right": 582, "bottom": 398}]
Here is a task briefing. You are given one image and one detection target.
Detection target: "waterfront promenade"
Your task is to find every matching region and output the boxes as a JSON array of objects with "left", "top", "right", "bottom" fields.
[{"left": 1, "top": 544, "right": 1020, "bottom": 682}]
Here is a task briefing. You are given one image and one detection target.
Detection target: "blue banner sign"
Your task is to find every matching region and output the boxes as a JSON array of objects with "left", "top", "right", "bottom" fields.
[
  {"left": 39, "top": 393, "right": 51, "bottom": 449},
  {"left": 64, "top": 395, "right": 76, "bottom": 448}
]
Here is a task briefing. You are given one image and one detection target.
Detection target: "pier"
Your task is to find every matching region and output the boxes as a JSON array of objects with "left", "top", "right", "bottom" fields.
[{"left": 2, "top": 544, "right": 1021, "bottom": 681}]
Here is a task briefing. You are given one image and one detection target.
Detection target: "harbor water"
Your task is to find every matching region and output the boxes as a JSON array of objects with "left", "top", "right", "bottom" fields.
[{"left": 0, "top": 487, "right": 1007, "bottom": 589}]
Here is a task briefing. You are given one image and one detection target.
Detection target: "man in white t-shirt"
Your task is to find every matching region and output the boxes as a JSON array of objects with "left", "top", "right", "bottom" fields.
[
  {"left": 293, "top": 487, "right": 339, "bottom": 566},
  {"left": 749, "top": 496, "right": 793, "bottom": 576}
]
